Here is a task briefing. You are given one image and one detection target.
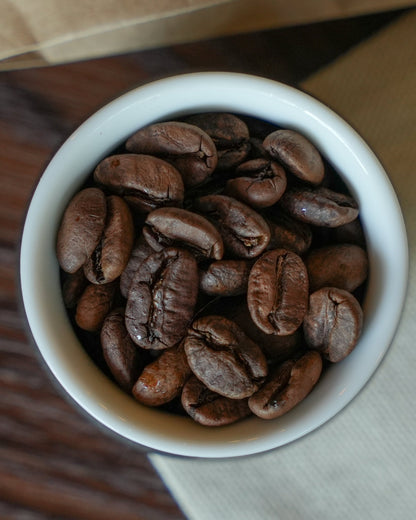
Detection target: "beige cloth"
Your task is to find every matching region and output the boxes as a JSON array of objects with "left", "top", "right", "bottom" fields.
[
  {"left": 150, "top": 9, "right": 416, "bottom": 520},
  {"left": 1, "top": 0, "right": 415, "bottom": 70}
]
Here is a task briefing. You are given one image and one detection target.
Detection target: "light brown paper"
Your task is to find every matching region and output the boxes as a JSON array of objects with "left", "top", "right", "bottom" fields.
[{"left": 1, "top": 0, "right": 415, "bottom": 70}]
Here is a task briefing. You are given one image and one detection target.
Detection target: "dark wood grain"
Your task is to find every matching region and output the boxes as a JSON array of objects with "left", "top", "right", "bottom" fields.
[{"left": 0, "top": 9, "right": 405, "bottom": 519}]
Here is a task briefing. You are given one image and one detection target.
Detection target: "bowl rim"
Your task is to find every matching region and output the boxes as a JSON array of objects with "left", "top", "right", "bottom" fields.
[{"left": 19, "top": 71, "right": 409, "bottom": 458}]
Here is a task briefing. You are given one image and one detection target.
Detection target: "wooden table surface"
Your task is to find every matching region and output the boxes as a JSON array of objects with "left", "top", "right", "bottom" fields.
[{"left": 0, "top": 8, "right": 407, "bottom": 519}]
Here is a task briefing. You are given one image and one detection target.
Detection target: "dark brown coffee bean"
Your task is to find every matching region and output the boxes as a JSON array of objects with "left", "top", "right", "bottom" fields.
[
  {"left": 279, "top": 186, "right": 359, "bottom": 227},
  {"left": 332, "top": 218, "right": 366, "bottom": 247},
  {"left": 305, "top": 244, "right": 368, "bottom": 293},
  {"left": 181, "top": 376, "right": 251, "bottom": 426},
  {"left": 199, "top": 259, "right": 252, "bottom": 296},
  {"left": 263, "top": 129, "right": 324, "bottom": 185},
  {"left": 256, "top": 331, "right": 304, "bottom": 365},
  {"left": 83, "top": 195, "right": 134, "bottom": 284},
  {"left": 57, "top": 187, "right": 107, "bottom": 274},
  {"left": 93, "top": 154, "right": 184, "bottom": 212},
  {"left": 62, "top": 269, "right": 88, "bottom": 308},
  {"left": 126, "top": 122, "right": 217, "bottom": 186},
  {"left": 265, "top": 208, "right": 312, "bottom": 255},
  {"left": 247, "top": 249, "right": 309, "bottom": 336},
  {"left": 184, "top": 315, "right": 268, "bottom": 399},
  {"left": 248, "top": 350, "right": 322, "bottom": 419},
  {"left": 125, "top": 247, "right": 199, "bottom": 350},
  {"left": 228, "top": 302, "right": 304, "bottom": 364},
  {"left": 303, "top": 287, "right": 363, "bottom": 362},
  {"left": 184, "top": 113, "right": 250, "bottom": 169},
  {"left": 143, "top": 207, "right": 224, "bottom": 260},
  {"left": 119, "top": 235, "right": 154, "bottom": 298},
  {"left": 195, "top": 194, "right": 271, "bottom": 259},
  {"left": 101, "top": 308, "right": 143, "bottom": 392},
  {"left": 225, "top": 158, "right": 287, "bottom": 208},
  {"left": 75, "top": 282, "right": 117, "bottom": 332},
  {"left": 132, "top": 341, "right": 191, "bottom": 406}
]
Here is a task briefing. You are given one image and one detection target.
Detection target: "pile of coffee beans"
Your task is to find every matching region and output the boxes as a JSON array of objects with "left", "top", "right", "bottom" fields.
[{"left": 56, "top": 113, "right": 368, "bottom": 427}]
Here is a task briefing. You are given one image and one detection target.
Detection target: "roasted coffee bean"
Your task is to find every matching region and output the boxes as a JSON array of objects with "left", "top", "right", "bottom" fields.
[
  {"left": 75, "top": 282, "right": 117, "bottom": 332},
  {"left": 101, "top": 308, "right": 143, "bottom": 392},
  {"left": 199, "top": 259, "right": 252, "bottom": 296},
  {"left": 184, "top": 113, "right": 250, "bottom": 169},
  {"left": 120, "top": 235, "right": 154, "bottom": 298},
  {"left": 126, "top": 121, "right": 217, "bottom": 186},
  {"left": 225, "top": 158, "right": 287, "bottom": 208},
  {"left": 332, "top": 218, "right": 366, "bottom": 247},
  {"left": 94, "top": 154, "right": 184, "bottom": 212},
  {"left": 228, "top": 302, "right": 304, "bottom": 364},
  {"left": 279, "top": 186, "right": 359, "bottom": 227},
  {"left": 247, "top": 249, "right": 309, "bottom": 336},
  {"left": 305, "top": 244, "right": 368, "bottom": 293},
  {"left": 184, "top": 315, "right": 268, "bottom": 399},
  {"left": 125, "top": 247, "right": 199, "bottom": 350},
  {"left": 255, "top": 331, "right": 304, "bottom": 365},
  {"left": 195, "top": 194, "right": 270, "bottom": 258},
  {"left": 248, "top": 350, "right": 322, "bottom": 419},
  {"left": 83, "top": 195, "right": 134, "bottom": 284},
  {"left": 57, "top": 187, "right": 107, "bottom": 274},
  {"left": 143, "top": 207, "right": 224, "bottom": 260},
  {"left": 132, "top": 341, "right": 191, "bottom": 406},
  {"left": 181, "top": 375, "right": 251, "bottom": 426},
  {"left": 303, "top": 287, "right": 363, "bottom": 362},
  {"left": 62, "top": 269, "right": 88, "bottom": 308},
  {"left": 263, "top": 129, "right": 324, "bottom": 185},
  {"left": 265, "top": 208, "right": 312, "bottom": 255}
]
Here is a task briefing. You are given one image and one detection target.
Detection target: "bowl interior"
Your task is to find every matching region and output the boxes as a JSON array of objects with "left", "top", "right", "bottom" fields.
[{"left": 20, "top": 72, "right": 408, "bottom": 458}]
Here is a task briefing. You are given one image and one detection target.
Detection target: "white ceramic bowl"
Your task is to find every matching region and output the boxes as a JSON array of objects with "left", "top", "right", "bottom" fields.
[{"left": 20, "top": 72, "right": 408, "bottom": 458}]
